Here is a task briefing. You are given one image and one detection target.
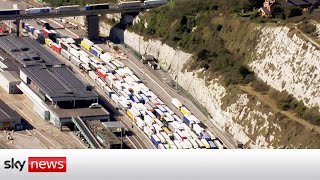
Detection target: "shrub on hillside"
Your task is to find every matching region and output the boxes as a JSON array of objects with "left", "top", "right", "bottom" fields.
[
  {"left": 252, "top": 80, "right": 269, "bottom": 92},
  {"left": 271, "top": 7, "right": 286, "bottom": 20},
  {"left": 286, "top": 7, "right": 302, "bottom": 18}
]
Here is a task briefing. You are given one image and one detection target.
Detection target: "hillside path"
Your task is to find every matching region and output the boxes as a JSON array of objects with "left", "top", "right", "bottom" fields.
[{"left": 239, "top": 85, "right": 320, "bottom": 134}]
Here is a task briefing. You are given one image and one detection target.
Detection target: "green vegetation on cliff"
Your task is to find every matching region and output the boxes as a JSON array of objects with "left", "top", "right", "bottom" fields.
[
  {"left": 131, "top": 0, "right": 260, "bottom": 85},
  {"left": 129, "top": 0, "right": 320, "bottom": 125}
]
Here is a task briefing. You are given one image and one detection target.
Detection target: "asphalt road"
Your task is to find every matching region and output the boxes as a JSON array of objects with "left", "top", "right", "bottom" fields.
[{"left": 116, "top": 45, "right": 238, "bottom": 149}]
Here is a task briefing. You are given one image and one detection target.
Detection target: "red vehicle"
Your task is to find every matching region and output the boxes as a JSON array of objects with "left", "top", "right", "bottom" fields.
[
  {"left": 41, "top": 28, "right": 51, "bottom": 38},
  {"left": 96, "top": 69, "right": 107, "bottom": 79},
  {"left": 51, "top": 43, "right": 62, "bottom": 53}
]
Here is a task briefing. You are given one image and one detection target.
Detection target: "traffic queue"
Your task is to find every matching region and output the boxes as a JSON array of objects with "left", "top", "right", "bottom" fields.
[{"left": 22, "top": 20, "right": 225, "bottom": 150}]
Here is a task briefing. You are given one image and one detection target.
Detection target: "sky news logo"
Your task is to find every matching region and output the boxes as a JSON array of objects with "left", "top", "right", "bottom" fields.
[{"left": 4, "top": 157, "right": 67, "bottom": 172}]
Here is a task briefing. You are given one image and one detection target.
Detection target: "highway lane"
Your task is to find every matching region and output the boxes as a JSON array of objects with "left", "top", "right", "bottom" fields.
[{"left": 116, "top": 45, "right": 238, "bottom": 149}]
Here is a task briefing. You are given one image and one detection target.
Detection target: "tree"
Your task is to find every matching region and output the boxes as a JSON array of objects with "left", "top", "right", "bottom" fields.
[
  {"left": 286, "top": 7, "right": 302, "bottom": 18},
  {"left": 248, "top": 0, "right": 264, "bottom": 8},
  {"left": 271, "top": 6, "right": 286, "bottom": 20}
]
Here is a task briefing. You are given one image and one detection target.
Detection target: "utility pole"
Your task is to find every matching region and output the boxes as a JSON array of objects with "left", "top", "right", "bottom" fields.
[
  {"left": 120, "top": 127, "right": 123, "bottom": 149},
  {"left": 176, "top": 46, "right": 180, "bottom": 93},
  {"left": 139, "top": 22, "right": 141, "bottom": 56}
]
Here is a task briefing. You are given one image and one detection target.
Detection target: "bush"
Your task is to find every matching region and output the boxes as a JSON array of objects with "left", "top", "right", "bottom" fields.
[
  {"left": 300, "top": 23, "right": 316, "bottom": 34},
  {"left": 239, "top": 65, "right": 251, "bottom": 78},
  {"left": 252, "top": 80, "right": 269, "bottom": 92},
  {"left": 286, "top": 7, "right": 302, "bottom": 18},
  {"left": 217, "top": 24, "right": 223, "bottom": 31},
  {"left": 272, "top": 7, "right": 286, "bottom": 20}
]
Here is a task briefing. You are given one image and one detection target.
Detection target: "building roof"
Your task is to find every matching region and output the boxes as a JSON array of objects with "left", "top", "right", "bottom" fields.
[
  {"left": 102, "top": 121, "right": 125, "bottom": 129},
  {"left": 0, "top": 71, "right": 20, "bottom": 83},
  {"left": 276, "top": 0, "right": 295, "bottom": 7},
  {"left": 87, "top": 120, "right": 121, "bottom": 145},
  {"left": 273, "top": 0, "right": 319, "bottom": 7},
  {"left": 0, "top": 36, "right": 63, "bottom": 67},
  {"left": 304, "top": 0, "right": 320, "bottom": 3},
  {"left": 0, "top": 99, "right": 21, "bottom": 122},
  {"left": 289, "top": 0, "right": 310, "bottom": 5},
  {"left": 21, "top": 65, "right": 97, "bottom": 102},
  {"left": 50, "top": 104, "right": 110, "bottom": 119}
]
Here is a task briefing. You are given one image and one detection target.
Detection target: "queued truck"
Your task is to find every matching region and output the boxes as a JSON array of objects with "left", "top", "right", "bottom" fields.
[
  {"left": 51, "top": 43, "right": 62, "bottom": 53},
  {"left": 81, "top": 38, "right": 94, "bottom": 51},
  {"left": 151, "top": 134, "right": 161, "bottom": 147},
  {"left": 41, "top": 28, "right": 51, "bottom": 38},
  {"left": 180, "top": 106, "right": 191, "bottom": 116},
  {"left": 33, "top": 30, "right": 44, "bottom": 43},
  {"left": 45, "top": 38, "right": 53, "bottom": 46},
  {"left": 27, "top": 24, "right": 222, "bottom": 149}
]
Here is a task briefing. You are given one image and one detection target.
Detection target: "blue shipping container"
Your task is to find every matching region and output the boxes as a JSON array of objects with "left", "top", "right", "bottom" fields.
[
  {"left": 130, "top": 96, "right": 140, "bottom": 103},
  {"left": 151, "top": 135, "right": 161, "bottom": 146},
  {"left": 29, "top": 27, "right": 35, "bottom": 34},
  {"left": 108, "top": 91, "right": 114, "bottom": 98},
  {"left": 154, "top": 109, "right": 163, "bottom": 119},
  {"left": 183, "top": 115, "right": 192, "bottom": 125},
  {"left": 200, "top": 132, "right": 211, "bottom": 141},
  {"left": 90, "top": 47, "right": 100, "bottom": 57}
]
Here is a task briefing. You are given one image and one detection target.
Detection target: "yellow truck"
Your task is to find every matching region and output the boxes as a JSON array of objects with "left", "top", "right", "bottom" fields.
[
  {"left": 180, "top": 106, "right": 191, "bottom": 116},
  {"left": 127, "top": 109, "right": 134, "bottom": 120},
  {"left": 81, "top": 38, "right": 93, "bottom": 51},
  {"left": 45, "top": 38, "right": 52, "bottom": 46}
]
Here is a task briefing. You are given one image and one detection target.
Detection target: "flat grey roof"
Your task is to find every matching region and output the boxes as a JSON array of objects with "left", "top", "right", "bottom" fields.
[
  {"left": 49, "top": 104, "right": 110, "bottom": 119},
  {"left": 102, "top": 121, "right": 125, "bottom": 129},
  {"left": 22, "top": 65, "right": 97, "bottom": 102},
  {"left": 87, "top": 120, "right": 121, "bottom": 145},
  {"left": 0, "top": 35, "right": 63, "bottom": 67},
  {"left": 0, "top": 99, "right": 21, "bottom": 122}
]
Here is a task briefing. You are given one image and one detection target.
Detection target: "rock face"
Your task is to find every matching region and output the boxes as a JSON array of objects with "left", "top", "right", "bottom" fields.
[
  {"left": 250, "top": 26, "right": 320, "bottom": 109},
  {"left": 119, "top": 26, "right": 320, "bottom": 148},
  {"left": 70, "top": 16, "right": 320, "bottom": 148}
]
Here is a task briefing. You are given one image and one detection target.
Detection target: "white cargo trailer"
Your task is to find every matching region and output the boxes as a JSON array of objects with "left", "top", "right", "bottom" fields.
[
  {"left": 61, "top": 49, "right": 71, "bottom": 60},
  {"left": 172, "top": 98, "right": 182, "bottom": 109},
  {"left": 213, "top": 139, "right": 224, "bottom": 149},
  {"left": 189, "top": 139, "right": 199, "bottom": 149},
  {"left": 173, "top": 133, "right": 182, "bottom": 142},
  {"left": 160, "top": 132, "right": 171, "bottom": 141},
  {"left": 173, "top": 140, "right": 183, "bottom": 149},
  {"left": 88, "top": 71, "right": 98, "bottom": 81},
  {"left": 156, "top": 133, "right": 166, "bottom": 143}
]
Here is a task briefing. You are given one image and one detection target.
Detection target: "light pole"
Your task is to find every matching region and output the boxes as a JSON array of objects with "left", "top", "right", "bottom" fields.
[
  {"left": 120, "top": 127, "right": 123, "bottom": 149},
  {"left": 139, "top": 22, "right": 141, "bottom": 56},
  {"left": 176, "top": 46, "right": 180, "bottom": 93}
]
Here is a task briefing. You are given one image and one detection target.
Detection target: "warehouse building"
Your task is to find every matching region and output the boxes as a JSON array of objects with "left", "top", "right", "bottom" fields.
[
  {"left": 0, "top": 100, "right": 22, "bottom": 130},
  {"left": 18, "top": 65, "right": 110, "bottom": 128},
  {"left": 0, "top": 71, "right": 22, "bottom": 94}
]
